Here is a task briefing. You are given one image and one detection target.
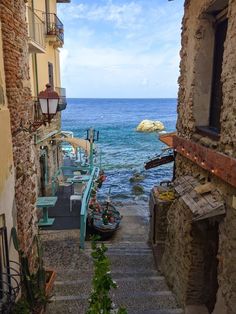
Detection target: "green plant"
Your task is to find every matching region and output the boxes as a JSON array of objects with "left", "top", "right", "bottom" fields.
[
  {"left": 11, "top": 298, "right": 30, "bottom": 314},
  {"left": 11, "top": 227, "right": 49, "bottom": 312},
  {"left": 86, "top": 236, "right": 127, "bottom": 314}
]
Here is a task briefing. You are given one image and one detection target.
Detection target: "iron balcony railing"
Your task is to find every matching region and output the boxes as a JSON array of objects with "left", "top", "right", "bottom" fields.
[
  {"left": 44, "top": 13, "right": 64, "bottom": 44},
  {"left": 55, "top": 87, "right": 67, "bottom": 111},
  {"left": 28, "top": 7, "right": 45, "bottom": 50}
]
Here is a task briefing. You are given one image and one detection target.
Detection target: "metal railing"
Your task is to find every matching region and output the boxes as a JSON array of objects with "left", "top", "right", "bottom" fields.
[
  {"left": 55, "top": 87, "right": 67, "bottom": 111},
  {"left": 28, "top": 7, "right": 45, "bottom": 49},
  {"left": 80, "top": 167, "right": 100, "bottom": 249},
  {"left": 44, "top": 13, "right": 64, "bottom": 44},
  {"left": 0, "top": 226, "right": 21, "bottom": 313}
]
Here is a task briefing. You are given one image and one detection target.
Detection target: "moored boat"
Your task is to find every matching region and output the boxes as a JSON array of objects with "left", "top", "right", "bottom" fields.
[{"left": 87, "top": 202, "right": 122, "bottom": 240}]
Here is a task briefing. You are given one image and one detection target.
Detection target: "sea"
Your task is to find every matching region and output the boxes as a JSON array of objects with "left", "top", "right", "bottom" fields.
[{"left": 62, "top": 98, "right": 177, "bottom": 206}]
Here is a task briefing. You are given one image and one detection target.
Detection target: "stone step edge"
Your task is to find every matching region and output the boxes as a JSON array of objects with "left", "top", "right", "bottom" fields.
[
  {"left": 85, "top": 248, "right": 152, "bottom": 252},
  {"left": 55, "top": 269, "right": 159, "bottom": 276},
  {"left": 55, "top": 275, "right": 165, "bottom": 285},
  {"left": 83, "top": 252, "right": 153, "bottom": 256},
  {"left": 128, "top": 310, "right": 183, "bottom": 314},
  {"left": 85, "top": 241, "right": 151, "bottom": 246},
  {"left": 52, "top": 290, "right": 174, "bottom": 301}
]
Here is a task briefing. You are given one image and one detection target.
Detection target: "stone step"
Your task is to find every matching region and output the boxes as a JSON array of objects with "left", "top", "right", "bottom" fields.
[
  {"left": 47, "top": 302, "right": 183, "bottom": 314},
  {"left": 47, "top": 291, "right": 179, "bottom": 314},
  {"left": 55, "top": 268, "right": 160, "bottom": 281},
  {"left": 101, "top": 241, "right": 152, "bottom": 247},
  {"left": 85, "top": 244, "right": 152, "bottom": 253},
  {"left": 106, "top": 248, "right": 153, "bottom": 255},
  {"left": 54, "top": 275, "right": 169, "bottom": 296},
  {"left": 109, "top": 253, "right": 156, "bottom": 270},
  {"left": 85, "top": 248, "right": 153, "bottom": 256},
  {"left": 128, "top": 309, "right": 183, "bottom": 314}
]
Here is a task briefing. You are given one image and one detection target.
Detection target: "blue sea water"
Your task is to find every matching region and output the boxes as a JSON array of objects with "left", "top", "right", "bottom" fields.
[{"left": 62, "top": 98, "right": 177, "bottom": 203}]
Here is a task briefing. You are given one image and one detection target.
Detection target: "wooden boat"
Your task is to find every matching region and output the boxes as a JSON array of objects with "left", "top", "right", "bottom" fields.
[
  {"left": 87, "top": 203, "right": 122, "bottom": 240},
  {"left": 144, "top": 149, "right": 174, "bottom": 170}
]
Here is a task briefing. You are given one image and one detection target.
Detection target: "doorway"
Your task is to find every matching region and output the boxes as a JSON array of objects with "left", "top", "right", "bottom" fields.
[{"left": 187, "top": 220, "right": 219, "bottom": 313}]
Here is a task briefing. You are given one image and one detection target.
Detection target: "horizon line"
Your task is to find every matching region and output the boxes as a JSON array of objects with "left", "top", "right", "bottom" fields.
[{"left": 66, "top": 97, "right": 177, "bottom": 100}]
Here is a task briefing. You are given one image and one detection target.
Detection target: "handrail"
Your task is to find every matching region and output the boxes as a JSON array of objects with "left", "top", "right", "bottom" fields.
[
  {"left": 80, "top": 167, "right": 100, "bottom": 249},
  {"left": 44, "top": 13, "right": 64, "bottom": 43}
]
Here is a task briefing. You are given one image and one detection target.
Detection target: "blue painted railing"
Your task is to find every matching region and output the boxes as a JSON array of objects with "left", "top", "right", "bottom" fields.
[{"left": 80, "top": 166, "right": 100, "bottom": 249}]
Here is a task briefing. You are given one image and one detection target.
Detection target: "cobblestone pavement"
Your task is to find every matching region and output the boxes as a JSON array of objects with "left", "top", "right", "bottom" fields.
[{"left": 41, "top": 203, "right": 183, "bottom": 314}]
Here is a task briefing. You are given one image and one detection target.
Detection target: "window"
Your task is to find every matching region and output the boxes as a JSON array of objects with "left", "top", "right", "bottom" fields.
[
  {"left": 195, "top": 3, "right": 228, "bottom": 139},
  {"left": 209, "top": 12, "right": 228, "bottom": 133},
  {"left": 48, "top": 62, "right": 54, "bottom": 88}
]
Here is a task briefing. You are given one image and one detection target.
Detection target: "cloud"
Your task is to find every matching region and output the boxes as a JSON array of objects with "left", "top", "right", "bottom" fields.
[
  {"left": 59, "top": 1, "right": 143, "bottom": 30},
  {"left": 58, "top": 0, "right": 185, "bottom": 98}
]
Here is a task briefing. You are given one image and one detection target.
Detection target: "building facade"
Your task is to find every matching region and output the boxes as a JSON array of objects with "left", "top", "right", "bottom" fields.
[
  {"left": 0, "top": 0, "right": 69, "bottom": 307},
  {"left": 27, "top": 0, "right": 69, "bottom": 196},
  {"left": 160, "top": 0, "right": 236, "bottom": 313}
]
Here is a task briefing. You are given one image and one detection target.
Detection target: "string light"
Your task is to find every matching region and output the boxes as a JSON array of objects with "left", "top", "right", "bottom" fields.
[{"left": 201, "top": 161, "right": 205, "bottom": 166}]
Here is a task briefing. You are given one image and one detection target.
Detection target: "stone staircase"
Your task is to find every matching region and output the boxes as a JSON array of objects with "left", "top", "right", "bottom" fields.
[{"left": 42, "top": 204, "right": 183, "bottom": 314}]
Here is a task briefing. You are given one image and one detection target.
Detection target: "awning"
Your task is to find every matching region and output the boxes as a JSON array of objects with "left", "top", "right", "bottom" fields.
[
  {"left": 159, "top": 132, "right": 176, "bottom": 148},
  {"left": 56, "top": 137, "right": 93, "bottom": 156}
]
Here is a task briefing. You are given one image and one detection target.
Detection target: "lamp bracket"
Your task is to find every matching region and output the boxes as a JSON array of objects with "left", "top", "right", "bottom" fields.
[{"left": 13, "top": 118, "right": 47, "bottom": 135}]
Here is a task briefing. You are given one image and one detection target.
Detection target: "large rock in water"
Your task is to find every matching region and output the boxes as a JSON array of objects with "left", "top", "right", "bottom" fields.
[
  {"left": 136, "top": 119, "right": 164, "bottom": 132},
  {"left": 132, "top": 184, "right": 144, "bottom": 195}
]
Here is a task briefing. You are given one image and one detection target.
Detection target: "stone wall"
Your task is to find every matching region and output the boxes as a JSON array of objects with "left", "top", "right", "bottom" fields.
[
  {"left": 161, "top": 198, "right": 193, "bottom": 306},
  {"left": 0, "top": 1, "right": 38, "bottom": 257},
  {"left": 177, "top": 0, "right": 236, "bottom": 156},
  {"left": 164, "top": 0, "right": 236, "bottom": 313}
]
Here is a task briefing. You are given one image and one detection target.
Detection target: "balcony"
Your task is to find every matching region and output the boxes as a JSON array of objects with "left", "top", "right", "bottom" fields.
[
  {"left": 44, "top": 13, "right": 64, "bottom": 48},
  {"left": 55, "top": 87, "right": 67, "bottom": 111},
  {"left": 28, "top": 7, "right": 46, "bottom": 53}
]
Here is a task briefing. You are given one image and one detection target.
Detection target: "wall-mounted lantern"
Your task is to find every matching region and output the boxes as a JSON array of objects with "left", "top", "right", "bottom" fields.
[
  {"left": 38, "top": 84, "right": 59, "bottom": 124},
  {"left": 14, "top": 84, "right": 60, "bottom": 135}
]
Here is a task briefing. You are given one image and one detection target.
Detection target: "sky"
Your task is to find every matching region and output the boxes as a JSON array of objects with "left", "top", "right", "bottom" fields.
[{"left": 58, "top": 0, "right": 185, "bottom": 98}]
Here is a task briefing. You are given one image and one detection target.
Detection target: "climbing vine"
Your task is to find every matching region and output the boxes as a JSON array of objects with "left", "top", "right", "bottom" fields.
[{"left": 86, "top": 237, "right": 127, "bottom": 314}]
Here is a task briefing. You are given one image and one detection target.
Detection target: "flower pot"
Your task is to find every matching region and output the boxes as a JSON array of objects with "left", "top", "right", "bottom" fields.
[{"left": 45, "top": 270, "right": 56, "bottom": 296}]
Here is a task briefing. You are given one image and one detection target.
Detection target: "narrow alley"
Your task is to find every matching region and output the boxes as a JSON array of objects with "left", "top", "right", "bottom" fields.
[{"left": 41, "top": 204, "right": 183, "bottom": 314}]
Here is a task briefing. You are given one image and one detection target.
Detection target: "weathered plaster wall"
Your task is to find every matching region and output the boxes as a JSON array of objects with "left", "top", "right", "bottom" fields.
[
  {"left": 164, "top": 0, "right": 236, "bottom": 313},
  {"left": 0, "top": 22, "right": 12, "bottom": 194},
  {"left": 0, "top": 0, "right": 38, "bottom": 256},
  {"left": 0, "top": 21, "right": 18, "bottom": 265}
]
